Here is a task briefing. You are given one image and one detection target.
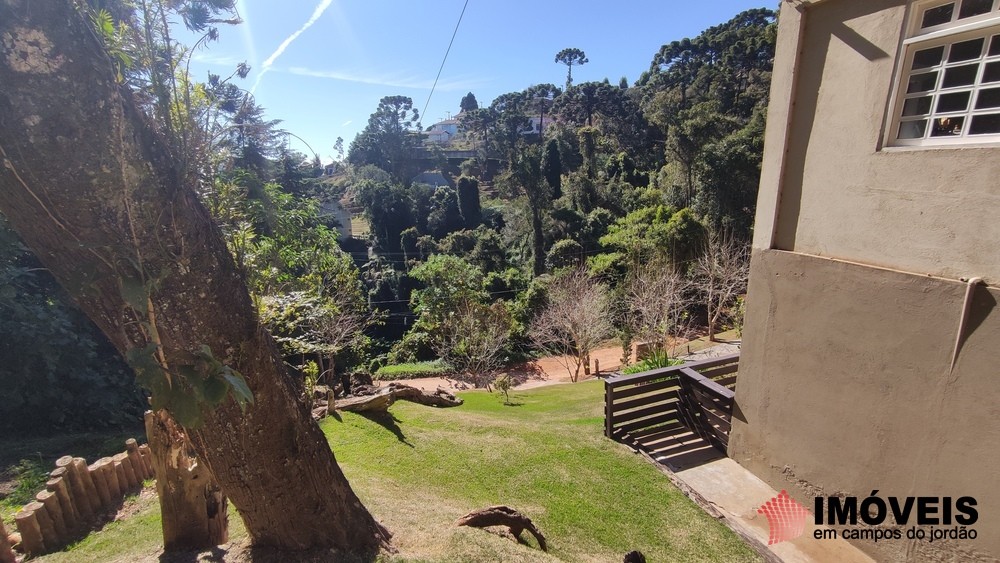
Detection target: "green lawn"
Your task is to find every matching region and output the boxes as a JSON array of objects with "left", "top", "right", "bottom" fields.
[
  {"left": 374, "top": 360, "right": 454, "bottom": 380},
  {"left": 38, "top": 382, "right": 759, "bottom": 562}
]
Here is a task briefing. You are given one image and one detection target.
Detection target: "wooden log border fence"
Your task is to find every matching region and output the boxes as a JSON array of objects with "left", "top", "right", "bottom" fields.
[
  {"left": 4, "top": 438, "right": 154, "bottom": 558},
  {"left": 604, "top": 354, "right": 739, "bottom": 453}
]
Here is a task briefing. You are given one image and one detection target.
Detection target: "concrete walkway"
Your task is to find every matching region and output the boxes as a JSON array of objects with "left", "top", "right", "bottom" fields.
[
  {"left": 673, "top": 457, "right": 874, "bottom": 563},
  {"left": 629, "top": 338, "right": 873, "bottom": 562}
]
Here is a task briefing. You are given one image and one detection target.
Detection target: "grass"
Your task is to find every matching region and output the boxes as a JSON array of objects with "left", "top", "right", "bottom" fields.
[
  {"left": 325, "top": 381, "right": 758, "bottom": 562},
  {"left": 374, "top": 360, "right": 453, "bottom": 381},
  {"left": 351, "top": 215, "right": 370, "bottom": 237},
  {"left": 34, "top": 382, "right": 759, "bottom": 562}
]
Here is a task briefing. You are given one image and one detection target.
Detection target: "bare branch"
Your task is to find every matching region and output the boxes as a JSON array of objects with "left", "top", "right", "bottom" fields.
[
  {"left": 433, "top": 300, "right": 512, "bottom": 388},
  {"left": 626, "top": 260, "right": 696, "bottom": 358},
  {"left": 529, "top": 269, "right": 612, "bottom": 382},
  {"left": 692, "top": 235, "right": 750, "bottom": 341}
]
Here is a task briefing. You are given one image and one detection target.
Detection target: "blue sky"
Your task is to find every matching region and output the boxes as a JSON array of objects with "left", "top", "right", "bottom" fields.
[{"left": 182, "top": 1, "right": 771, "bottom": 163}]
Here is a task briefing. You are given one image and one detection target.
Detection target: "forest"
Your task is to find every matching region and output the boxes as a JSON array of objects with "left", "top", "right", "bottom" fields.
[
  {"left": 0, "top": 4, "right": 776, "bottom": 434},
  {"left": 0, "top": 1, "right": 775, "bottom": 558}
]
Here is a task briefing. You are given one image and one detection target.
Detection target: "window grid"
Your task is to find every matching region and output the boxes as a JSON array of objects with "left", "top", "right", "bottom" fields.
[{"left": 890, "top": 0, "right": 1000, "bottom": 145}]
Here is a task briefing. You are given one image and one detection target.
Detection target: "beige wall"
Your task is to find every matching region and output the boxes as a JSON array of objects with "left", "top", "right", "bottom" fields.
[
  {"left": 735, "top": 1, "right": 1000, "bottom": 561},
  {"left": 730, "top": 250, "right": 1000, "bottom": 562},
  {"left": 755, "top": 0, "right": 1000, "bottom": 282}
]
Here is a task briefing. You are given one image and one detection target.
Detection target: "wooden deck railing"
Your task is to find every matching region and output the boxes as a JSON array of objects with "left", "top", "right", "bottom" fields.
[{"left": 604, "top": 354, "right": 739, "bottom": 454}]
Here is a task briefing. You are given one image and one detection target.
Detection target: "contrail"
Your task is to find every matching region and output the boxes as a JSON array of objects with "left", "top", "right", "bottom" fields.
[{"left": 251, "top": 0, "right": 334, "bottom": 93}]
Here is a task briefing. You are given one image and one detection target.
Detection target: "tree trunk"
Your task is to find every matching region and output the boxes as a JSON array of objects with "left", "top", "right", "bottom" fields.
[
  {"left": 0, "top": 1, "right": 388, "bottom": 553},
  {"left": 0, "top": 519, "right": 14, "bottom": 563},
  {"left": 145, "top": 410, "right": 228, "bottom": 551}
]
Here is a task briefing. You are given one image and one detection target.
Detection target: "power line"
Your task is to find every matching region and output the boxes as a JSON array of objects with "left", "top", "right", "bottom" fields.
[{"left": 420, "top": 0, "right": 470, "bottom": 126}]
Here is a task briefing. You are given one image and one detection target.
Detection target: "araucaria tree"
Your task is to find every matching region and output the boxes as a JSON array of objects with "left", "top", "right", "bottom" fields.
[
  {"left": 530, "top": 269, "right": 612, "bottom": 382},
  {"left": 347, "top": 95, "right": 421, "bottom": 182},
  {"left": 555, "top": 47, "right": 589, "bottom": 90},
  {"left": 0, "top": 0, "right": 389, "bottom": 554}
]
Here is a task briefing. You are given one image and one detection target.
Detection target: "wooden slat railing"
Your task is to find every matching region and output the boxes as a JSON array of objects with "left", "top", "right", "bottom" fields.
[{"left": 605, "top": 353, "right": 739, "bottom": 454}]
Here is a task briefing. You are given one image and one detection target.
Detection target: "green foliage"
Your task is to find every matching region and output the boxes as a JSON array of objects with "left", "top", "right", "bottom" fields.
[
  {"left": 663, "top": 207, "right": 708, "bottom": 267},
  {"left": 303, "top": 360, "right": 320, "bottom": 398},
  {"left": 347, "top": 95, "right": 421, "bottom": 181},
  {"left": 456, "top": 175, "right": 482, "bottom": 227},
  {"left": 732, "top": 295, "right": 747, "bottom": 338},
  {"left": 542, "top": 138, "right": 563, "bottom": 198},
  {"left": 555, "top": 47, "right": 589, "bottom": 89},
  {"left": 3, "top": 458, "right": 49, "bottom": 513},
  {"left": 493, "top": 373, "right": 513, "bottom": 405},
  {"left": 427, "top": 186, "right": 464, "bottom": 238},
  {"left": 126, "top": 343, "right": 253, "bottom": 428},
  {"left": 374, "top": 360, "right": 453, "bottom": 381},
  {"left": 546, "top": 238, "right": 584, "bottom": 271},
  {"left": 587, "top": 251, "right": 627, "bottom": 281},
  {"left": 409, "top": 255, "right": 487, "bottom": 323},
  {"left": 621, "top": 349, "right": 684, "bottom": 375},
  {"left": 355, "top": 179, "right": 413, "bottom": 255},
  {"left": 459, "top": 91, "right": 479, "bottom": 112},
  {"left": 637, "top": 8, "right": 775, "bottom": 239}
]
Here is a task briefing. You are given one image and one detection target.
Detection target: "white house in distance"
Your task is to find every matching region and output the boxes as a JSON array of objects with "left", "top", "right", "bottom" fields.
[
  {"left": 730, "top": 1, "right": 1000, "bottom": 561},
  {"left": 425, "top": 117, "right": 460, "bottom": 144}
]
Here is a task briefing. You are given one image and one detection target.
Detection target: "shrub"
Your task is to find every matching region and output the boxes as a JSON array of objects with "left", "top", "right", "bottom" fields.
[
  {"left": 374, "top": 360, "right": 454, "bottom": 381},
  {"left": 620, "top": 350, "right": 684, "bottom": 375}
]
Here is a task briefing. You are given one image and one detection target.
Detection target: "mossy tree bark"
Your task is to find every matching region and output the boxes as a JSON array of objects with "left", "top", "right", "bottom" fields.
[{"left": 0, "top": 0, "right": 389, "bottom": 554}]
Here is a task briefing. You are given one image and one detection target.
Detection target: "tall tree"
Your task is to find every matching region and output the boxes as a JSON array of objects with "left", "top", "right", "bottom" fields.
[
  {"left": 542, "top": 139, "right": 562, "bottom": 200},
  {"left": 459, "top": 91, "right": 479, "bottom": 113},
  {"left": 0, "top": 0, "right": 389, "bottom": 554},
  {"left": 347, "top": 95, "right": 420, "bottom": 182},
  {"left": 554, "top": 47, "right": 589, "bottom": 90},
  {"left": 500, "top": 145, "right": 551, "bottom": 276},
  {"left": 525, "top": 83, "right": 560, "bottom": 138},
  {"left": 456, "top": 175, "right": 482, "bottom": 227}
]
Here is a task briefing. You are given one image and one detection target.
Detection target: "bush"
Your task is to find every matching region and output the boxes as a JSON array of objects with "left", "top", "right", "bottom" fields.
[
  {"left": 620, "top": 350, "right": 684, "bottom": 375},
  {"left": 374, "top": 360, "right": 454, "bottom": 381}
]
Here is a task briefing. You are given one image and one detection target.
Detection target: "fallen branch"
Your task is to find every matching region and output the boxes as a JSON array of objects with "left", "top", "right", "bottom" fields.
[
  {"left": 456, "top": 505, "right": 546, "bottom": 551},
  {"left": 334, "top": 384, "right": 462, "bottom": 413}
]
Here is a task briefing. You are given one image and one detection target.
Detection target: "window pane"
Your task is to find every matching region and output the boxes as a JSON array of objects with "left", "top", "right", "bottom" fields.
[
  {"left": 931, "top": 116, "right": 966, "bottom": 135},
  {"left": 914, "top": 46, "right": 946, "bottom": 69},
  {"left": 903, "top": 96, "right": 934, "bottom": 115},
  {"left": 908, "top": 71, "right": 939, "bottom": 93},
  {"left": 990, "top": 35, "right": 1000, "bottom": 56},
  {"left": 937, "top": 91, "right": 971, "bottom": 111},
  {"left": 959, "top": 0, "right": 993, "bottom": 18},
  {"left": 898, "top": 120, "right": 928, "bottom": 139},
  {"left": 975, "top": 87, "right": 1000, "bottom": 108},
  {"left": 949, "top": 38, "right": 985, "bottom": 62},
  {"left": 942, "top": 64, "right": 979, "bottom": 87},
  {"left": 969, "top": 113, "right": 1000, "bottom": 133},
  {"left": 922, "top": 3, "right": 955, "bottom": 27},
  {"left": 984, "top": 61, "right": 1000, "bottom": 82}
]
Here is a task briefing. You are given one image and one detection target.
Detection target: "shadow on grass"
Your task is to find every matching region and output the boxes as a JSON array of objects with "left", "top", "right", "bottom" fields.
[
  {"left": 159, "top": 546, "right": 227, "bottom": 562},
  {"left": 358, "top": 411, "right": 413, "bottom": 447}
]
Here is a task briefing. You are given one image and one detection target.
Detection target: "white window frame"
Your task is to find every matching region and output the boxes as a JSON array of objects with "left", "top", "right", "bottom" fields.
[{"left": 886, "top": 0, "right": 1000, "bottom": 147}]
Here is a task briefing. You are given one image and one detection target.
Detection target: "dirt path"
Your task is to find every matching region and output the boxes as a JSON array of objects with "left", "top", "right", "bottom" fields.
[{"left": 395, "top": 331, "right": 742, "bottom": 394}]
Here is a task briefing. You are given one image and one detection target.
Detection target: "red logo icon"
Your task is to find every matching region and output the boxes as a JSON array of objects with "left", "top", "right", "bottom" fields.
[{"left": 757, "top": 490, "right": 810, "bottom": 545}]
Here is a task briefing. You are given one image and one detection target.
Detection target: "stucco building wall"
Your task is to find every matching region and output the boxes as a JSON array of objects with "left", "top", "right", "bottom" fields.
[{"left": 731, "top": 1, "right": 1000, "bottom": 561}]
